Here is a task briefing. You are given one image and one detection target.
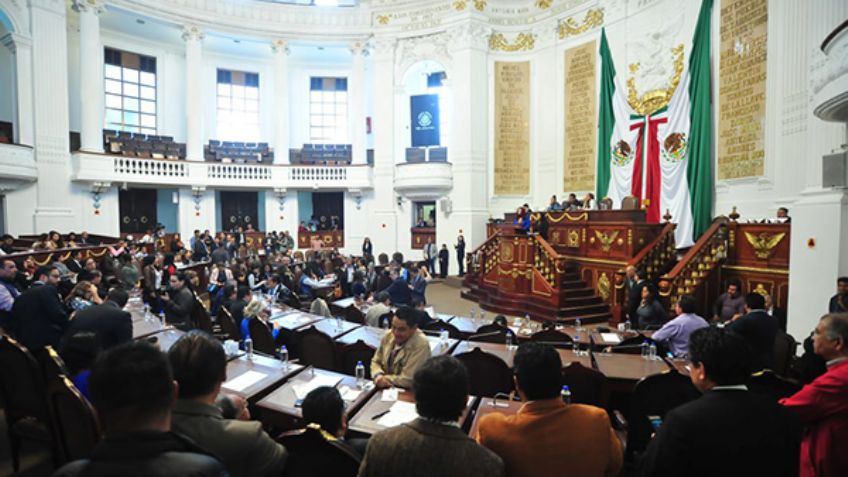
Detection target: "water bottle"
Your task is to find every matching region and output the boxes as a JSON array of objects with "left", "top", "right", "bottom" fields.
[
  {"left": 523, "top": 313, "right": 531, "bottom": 328},
  {"left": 506, "top": 332, "right": 517, "bottom": 350},
  {"left": 158, "top": 311, "right": 166, "bottom": 326},
  {"left": 143, "top": 304, "right": 152, "bottom": 322},
  {"left": 624, "top": 320, "right": 632, "bottom": 332},
  {"left": 561, "top": 385, "right": 572, "bottom": 404},
  {"left": 480, "top": 310, "right": 486, "bottom": 322},
  {"left": 439, "top": 329, "right": 449, "bottom": 345},
  {"left": 279, "top": 345, "right": 289, "bottom": 368},
  {"left": 648, "top": 342, "right": 657, "bottom": 361},
  {"left": 336, "top": 315, "right": 343, "bottom": 331},
  {"left": 575, "top": 318, "right": 582, "bottom": 331},
  {"left": 355, "top": 360, "right": 366, "bottom": 389},
  {"left": 641, "top": 341, "right": 650, "bottom": 359},
  {"left": 245, "top": 338, "right": 254, "bottom": 360},
  {"left": 470, "top": 307, "right": 476, "bottom": 320}
]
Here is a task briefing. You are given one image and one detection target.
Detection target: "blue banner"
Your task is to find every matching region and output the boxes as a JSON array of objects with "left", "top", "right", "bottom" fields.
[{"left": 410, "top": 94, "right": 440, "bottom": 147}]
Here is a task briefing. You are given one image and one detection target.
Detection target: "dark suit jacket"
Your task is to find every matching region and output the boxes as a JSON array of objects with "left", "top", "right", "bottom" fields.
[
  {"left": 229, "top": 300, "right": 248, "bottom": 323},
  {"left": 638, "top": 389, "right": 800, "bottom": 477},
  {"left": 385, "top": 278, "right": 411, "bottom": 306},
  {"left": 728, "top": 310, "right": 778, "bottom": 371},
  {"left": 64, "top": 301, "right": 132, "bottom": 350},
  {"left": 11, "top": 283, "right": 68, "bottom": 350},
  {"left": 358, "top": 418, "right": 505, "bottom": 477}
]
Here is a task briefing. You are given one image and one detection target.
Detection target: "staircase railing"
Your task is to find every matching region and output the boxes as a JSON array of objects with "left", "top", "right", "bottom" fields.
[
  {"left": 532, "top": 234, "right": 565, "bottom": 290},
  {"left": 658, "top": 217, "right": 729, "bottom": 308},
  {"left": 627, "top": 222, "right": 677, "bottom": 280},
  {"left": 463, "top": 232, "right": 501, "bottom": 285}
]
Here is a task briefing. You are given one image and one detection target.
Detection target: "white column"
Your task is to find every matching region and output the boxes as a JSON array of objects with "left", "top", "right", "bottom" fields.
[
  {"left": 271, "top": 39, "right": 290, "bottom": 164},
  {"left": 182, "top": 26, "right": 204, "bottom": 161},
  {"left": 349, "top": 41, "right": 369, "bottom": 164},
  {"left": 0, "top": 33, "right": 34, "bottom": 146},
  {"left": 371, "top": 37, "right": 398, "bottom": 255},
  {"left": 30, "top": 0, "right": 76, "bottom": 231},
  {"left": 73, "top": 0, "right": 105, "bottom": 153}
]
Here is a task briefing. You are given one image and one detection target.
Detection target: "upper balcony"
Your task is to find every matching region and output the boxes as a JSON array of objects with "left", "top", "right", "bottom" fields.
[
  {"left": 393, "top": 160, "right": 453, "bottom": 200},
  {"left": 0, "top": 142, "right": 37, "bottom": 191},
  {"left": 71, "top": 152, "right": 373, "bottom": 191},
  {"left": 813, "top": 20, "right": 848, "bottom": 122}
]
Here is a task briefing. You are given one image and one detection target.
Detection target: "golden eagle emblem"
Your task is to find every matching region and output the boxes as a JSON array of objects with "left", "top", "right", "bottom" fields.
[
  {"left": 612, "top": 140, "right": 634, "bottom": 167},
  {"left": 744, "top": 231, "right": 786, "bottom": 260},
  {"left": 594, "top": 230, "right": 620, "bottom": 253}
]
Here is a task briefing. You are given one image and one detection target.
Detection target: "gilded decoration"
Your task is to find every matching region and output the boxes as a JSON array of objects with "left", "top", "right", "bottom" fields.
[
  {"left": 376, "top": 14, "right": 390, "bottom": 25},
  {"left": 567, "top": 230, "right": 580, "bottom": 248},
  {"left": 453, "top": 0, "right": 485, "bottom": 11},
  {"left": 500, "top": 242, "right": 515, "bottom": 263},
  {"left": 536, "top": 0, "right": 553, "bottom": 8},
  {"left": 597, "top": 272, "right": 611, "bottom": 301},
  {"left": 743, "top": 231, "right": 786, "bottom": 260},
  {"left": 557, "top": 8, "right": 604, "bottom": 39},
  {"left": 489, "top": 32, "right": 535, "bottom": 52},
  {"left": 626, "top": 44, "right": 684, "bottom": 116},
  {"left": 594, "top": 230, "right": 619, "bottom": 253}
]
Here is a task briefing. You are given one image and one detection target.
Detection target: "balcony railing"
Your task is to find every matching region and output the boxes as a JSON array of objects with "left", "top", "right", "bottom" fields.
[
  {"left": 72, "top": 152, "right": 373, "bottom": 190},
  {"left": 0, "top": 143, "right": 38, "bottom": 189},
  {"left": 393, "top": 161, "right": 452, "bottom": 200}
]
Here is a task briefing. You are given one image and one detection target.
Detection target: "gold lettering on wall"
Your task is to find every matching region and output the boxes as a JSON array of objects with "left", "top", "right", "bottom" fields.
[
  {"left": 718, "top": 0, "right": 768, "bottom": 180},
  {"left": 494, "top": 61, "right": 531, "bottom": 195},
  {"left": 564, "top": 41, "right": 597, "bottom": 191}
]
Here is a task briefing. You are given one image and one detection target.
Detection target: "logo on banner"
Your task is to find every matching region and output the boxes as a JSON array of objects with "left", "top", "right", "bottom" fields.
[
  {"left": 611, "top": 140, "right": 634, "bottom": 167},
  {"left": 662, "top": 132, "right": 688, "bottom": 164},
  {"left": 417, "top": 111, "right": 433, "bottom": 129}
]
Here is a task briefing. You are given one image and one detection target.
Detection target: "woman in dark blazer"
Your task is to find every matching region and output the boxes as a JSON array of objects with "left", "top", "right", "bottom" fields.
[{"left": 362, "top": 237, "right": 373, "bottom": 258}]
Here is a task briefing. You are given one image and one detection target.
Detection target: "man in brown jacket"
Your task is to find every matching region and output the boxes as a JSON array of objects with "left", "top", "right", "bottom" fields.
[
  {"left": 370, "top": 307, "right": 431, "bottom": 389},
  {"left": 358, "top": 356, "right": 505, "bottom": 477},
  {"left": 477, "top": 342, "right": 623, "bottom": 477}
]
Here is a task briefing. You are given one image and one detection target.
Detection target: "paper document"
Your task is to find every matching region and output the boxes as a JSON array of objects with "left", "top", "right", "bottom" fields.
[
  {"left": 600, "top": 333, "right": 622, "bottom": 344},
  {"left": 292, "top": 374, "right": 343, "bottom": 400},
  {"left": 222, "top": 370, "right": 267, "bottom": 392},
  {"left": 381, "top": 388, "right": 399, "bottom": 402},
  {"left": 338, "top": 385, "right": 362, "bottom": 401},
  {"left": 376, "top": 401, "right": 419, "bottom": 427}
]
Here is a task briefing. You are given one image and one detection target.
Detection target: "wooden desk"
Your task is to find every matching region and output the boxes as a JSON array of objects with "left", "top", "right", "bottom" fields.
[
  {"left": 305, "top": 318, "right": 362, "bottom": 340},
  {"left": 256, "top": 367, "right": 373, "bottom": 431},
  {"left": 666, "top": 357, "right": 690, "bottom": 376},
  {"left": 146, "top": 329, "right": 185, "bottom": 353},
  {"left": 560, "top": 327, "right": 652, "bottom": 348},
  {"left": 347, "top": 389, "right": 478, "bottom": 437},
  {"left": 592, "top": 353, "right": 672, "bottom": 384},
  {"left": 271, "top": 311, "right": 326, "bottom": 331},
  {"left": 451, "top": 341, "right": 591, "bottom": 369},
  {"left": 447, "top": 316, "right": 489, "bottom": 336},
  {"left": 132, "top": 316, "right": 167, "bottom": 339},
  {"left": 467, "top": 397, "right": 523, "bottom": 439},
  {"left": 335, "top": 326, "right": 384, "bottom": 348},
  {"left": 426, "top": 335, "right": 459, "bottom": 356},
  {"left": 223, "top": 354, "right": 304, "bottom": 403}
]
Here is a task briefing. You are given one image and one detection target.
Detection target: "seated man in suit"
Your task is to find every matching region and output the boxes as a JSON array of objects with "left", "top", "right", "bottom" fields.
[
  {"left": 728, "top": 292, "right": 779, "bottom": 371},
  {"left": 638, "top": 327, "right": 800, "bottom": 477},
  {"left": 780, "top": 313, "right": 848, "bottom": 477},
  {"left": 10, "top": 265, "right": 68, "bottom": 350},
  {"left": 651, "top": 295, "right": 709, "bottom": 358},
  {"left": 359, "top": 356, "right": 505, "bottom": 477},
  {"left": 477, "top": 342, "right": 622, "bottom": 477},
  {"left": 53, "top": 341, "right": 226, "bottom": 477},
  {"left": 229, "top": 286, "right": 251, "bottom": 323},
  {"left": 370, "top": 308, "right": 431, "bottom": 389},
  {"left": 364, "top": 291, "right": 392, "bottom": 328},
  {"left": 301, "top": 386, "right": 367, "bottom": 457},
  {"left": 384, "top": 268, "right": 411, "bottom": 306},
  {"left": 63, "top": 288, "right": 133, "bottom": 350},
  {"left": 168, "top": 331, "right": 288, "bottom": 477}
]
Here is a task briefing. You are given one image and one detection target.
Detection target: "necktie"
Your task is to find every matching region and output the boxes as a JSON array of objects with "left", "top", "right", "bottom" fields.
[{"left": 386, "top": 346, "right": 401, "bottom": 373}]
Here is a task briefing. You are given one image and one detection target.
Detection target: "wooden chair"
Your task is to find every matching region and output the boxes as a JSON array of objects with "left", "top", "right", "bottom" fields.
[
  {"left": 621, "top": 195, "right": 640, "bottom": 210},
  {"left": 248, "top": 318, "right": 278, "bottom": 355},
  {"left": 217, "top": 306, "right": 242, "bottom": 341},
  {"left": 772, "top": 331, "right": 796, "bottom": 377},
  {"left": 377, "top": 312, "right": 393, "bottom": 329},
  {"left": 0, "top": 335, "right": 57, "bottom": 471},
  {"left": 748, "top": 369, "right": 801, "bottom": 401},
  {"left": 191, "top": 297, "right": 217, "bottom": 336},
  {"left": 277, "top": 425, "right": 361, "bottom": 477},
  {"left": 561, "top": 362, "right": 609, "bottom": 408},
  {"left": 422, "top": 320, "right": 463, "bottom": 340},
  {"left": 345, "top": 306, "right": 365, "bottom": 325},
  {"left": 47, "top": 376, "right": 100, "bottom": 463},
  {"left": 38, "top": 346, "right": 70, "bottom": 385},
  {"left": 625, "top": 370, "right": 699, "bottom": 459},
  {"left": 530, "top": 329, "right": 574, "bottom": 349},
  {"left": 454, "top": 347, "right": 514, "bottom": 397},
  {"left": 598, "top": 197, "right": 614, "bottom": 210},
  {"left": 296, "top": 326, "right": 338, "bottom": 371},
  {"left": 338, "top": 340, "right": 376, "bottom": 379}
]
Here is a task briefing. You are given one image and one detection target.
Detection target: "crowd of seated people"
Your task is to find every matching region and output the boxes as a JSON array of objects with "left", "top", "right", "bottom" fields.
[
  {"left": 204, "top": 140, "right": 273, "bottom": 164},
  {"left": 103, "top": 130, "right": 186, "bottom": 160}
]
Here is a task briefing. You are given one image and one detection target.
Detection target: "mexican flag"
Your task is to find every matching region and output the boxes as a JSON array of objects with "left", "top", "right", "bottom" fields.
[{"left": 596, "top": 0, "right": 714, "bottom": 248}]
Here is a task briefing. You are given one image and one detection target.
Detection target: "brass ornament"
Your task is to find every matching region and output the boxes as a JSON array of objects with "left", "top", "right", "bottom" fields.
[
  {"left": 536, "top": 0, "right": 553, "bottom": 9},
  {"left": 594, "top": 230, "right": 620, "bottom": 253},
  {"left": 376, "top": 14, "right": 390, "bottom": 25},
  {"left": 558, "top": 8, "right": 604, "bottom": 39},
  {"left": 489, "top": 32, "right": 535, "bottom": 52},
  {"left": 597, "top": 272, "right": 611, "bottom": 301},
  {"left": 567, "top": 230, "right": 580, "bottom": 248},
  {"left": 744, "top": 231, "right": 786, "bottom": 260},
  {"left": 627, "top": 44, "right": 684, "bottom": 116}
]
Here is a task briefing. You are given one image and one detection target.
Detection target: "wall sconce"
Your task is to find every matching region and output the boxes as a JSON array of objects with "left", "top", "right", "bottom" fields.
[
  {"left": 90, "top": 182, "right": 110, "bottom": 216},
  {"left": 349, "top": 188, "right": 363, "bottom": 211},
  {"left": 191, "top": 186, "right": 205, "bottom": 216},
  {"left": 396, "top": 194, "right": 404, "bottom": 208},
  {"left": 440, "top": 197, "right": 452, "bottom": 215},
  {"left": 274, "top": 187, "right": 287, "bottom": 219}
]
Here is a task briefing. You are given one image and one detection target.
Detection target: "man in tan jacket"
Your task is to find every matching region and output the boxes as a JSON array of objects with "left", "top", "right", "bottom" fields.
[
  {"left": 371, "top": 306, "right": 431, "bottom": 389},
  {"left": 477, "top": 342, "right": 623, "bottom": 477}
]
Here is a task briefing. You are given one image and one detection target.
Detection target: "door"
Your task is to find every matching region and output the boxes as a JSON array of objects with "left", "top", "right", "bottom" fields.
[
  {"left": 220, "top": 191, "right": 258, "bottom": 230},
  {"left": 119, "top": 188, "right": 157, "bottom": 234}
]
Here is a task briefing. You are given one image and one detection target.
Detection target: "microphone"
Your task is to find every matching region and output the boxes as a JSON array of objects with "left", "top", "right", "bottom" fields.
[{"left": 467, "top": 330, "right": 505, "bottom": 341}]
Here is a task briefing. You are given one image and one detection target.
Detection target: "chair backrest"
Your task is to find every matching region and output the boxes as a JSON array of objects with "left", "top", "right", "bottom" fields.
[
  {"left": 247, "top": 318, "right": 277, "bottom": 355},
  {"left": 217, "top": 306, "right": 241, "bottom": 341},
  {"left": 345, "top": 306, "right": 365, "bottom": 325},
  {"left": 626, "top": 370, "right": 699, "bottom": 457},
  {"left": 561, "top": 362, "right": 610, "bottom": 408},
  {"left": 377, "top": 312, "right": 393, "bottom": 329},
  {"left": 422, "top": 320, "right": 463, "bottom": 340},
  {"left": 621, "top": 195, "right": 640, "bottom": 210},
  {"left": 296, "top": 326, "right": 338, "bottom": 371},
  {"left": 599, "top": 197, "right": 614, "bottom": 210},
  {"left": 470, "top": 324, "right": 511, "bottom": 344},
  {"left": 611, "top": 335, "right": 647, "bottom": 354},
  {"left": 454, "top": 347, "right": 514, "bottom": 397},
  {"left": 747, "top": 369, "right": 801, "bottom": 401},
  {"left": 192, "top": 297, "right": 215, "bottom": 334},
  {"left": 278, "top": 426, "right": 361, "bottom": 477},
  {"left": 0, "top": 335, "right": 51, "bottom": 424},
  {"left": 338, "top": 340, "right": 376, "bottom": 379},
  {"left": 48, "top": 376, "right": 100, "bottom": 463},
  {"left": 772, "top": 331, "right": 796, "bottom": 377},
  {"left": 38, "top": 346, "right": 70, "bottom": 385},
  {"left": 530, "top": 329, "right": 574, "bottom": 348}
]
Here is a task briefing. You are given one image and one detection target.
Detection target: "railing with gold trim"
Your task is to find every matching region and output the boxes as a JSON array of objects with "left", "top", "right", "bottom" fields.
[{"left": 658, "top": 217, "right": 729, "bottom": 308}]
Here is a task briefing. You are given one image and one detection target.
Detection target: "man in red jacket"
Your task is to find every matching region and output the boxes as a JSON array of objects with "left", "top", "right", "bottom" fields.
[{"left": 780, "top": 313, "right": 848, "bottom": 477}]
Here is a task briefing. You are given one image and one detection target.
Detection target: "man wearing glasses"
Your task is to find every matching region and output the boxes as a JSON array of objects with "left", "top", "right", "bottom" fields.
[{"left": 10, "top": 265, "right": 68, "bottom": 350}]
